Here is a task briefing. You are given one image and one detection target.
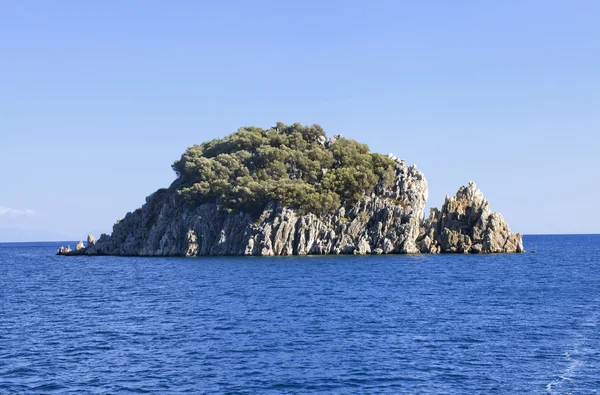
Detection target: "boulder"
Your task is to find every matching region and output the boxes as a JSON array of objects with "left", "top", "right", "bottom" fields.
[{"left": 327, "top": 134, "right": 343, "bottom": 147}]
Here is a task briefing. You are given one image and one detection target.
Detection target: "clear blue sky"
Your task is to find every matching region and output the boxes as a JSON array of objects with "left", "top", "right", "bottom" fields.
[{"left": 1, "top": 1, "right": 599, "bottom": 240}]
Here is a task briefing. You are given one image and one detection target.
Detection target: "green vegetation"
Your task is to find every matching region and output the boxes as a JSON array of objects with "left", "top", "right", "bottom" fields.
[{"left": 172, "top": 122, "right": 397, "bottom": 216}]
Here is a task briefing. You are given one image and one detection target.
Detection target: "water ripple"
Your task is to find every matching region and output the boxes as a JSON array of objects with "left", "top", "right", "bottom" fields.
[{"left": 1, "top": 235, "right": 600, "bottom": 393}]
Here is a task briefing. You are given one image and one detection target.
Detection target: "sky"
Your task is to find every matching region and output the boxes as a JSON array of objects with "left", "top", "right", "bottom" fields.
[{"left": 1, "top": 0, "right": 599, "bottom": 241}]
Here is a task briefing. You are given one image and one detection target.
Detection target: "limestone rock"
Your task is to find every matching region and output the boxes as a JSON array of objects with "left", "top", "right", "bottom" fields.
[
  {"left": 57, "top": 245, "right": 71, "bottom": 255},
  {"left": 87, "top": 233, "right": 96, "bottom": 246},
  {"left": 417, "top": 182, "right": 523, "bottom": 254},
  {"left": 67, "top": 159, "right": 430, "bottom": 257},
  {"left": 327, "top": 134, "right": 343, "bottom": 147},
  {"left": 59, "top": 166, "right": 523, "bottom": 257}
]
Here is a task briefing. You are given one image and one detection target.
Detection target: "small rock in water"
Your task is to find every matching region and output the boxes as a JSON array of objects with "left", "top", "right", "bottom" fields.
[
  {"left": 57, "top": 245, "right": 71, "bottom": 255},
  {"left": 416, "top": 181, "right": 523, "bottom": 254}
]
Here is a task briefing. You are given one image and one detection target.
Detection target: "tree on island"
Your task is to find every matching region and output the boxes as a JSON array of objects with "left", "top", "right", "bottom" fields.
[{"left": 172, "top": 122, "right": 397, "bottom": 217}]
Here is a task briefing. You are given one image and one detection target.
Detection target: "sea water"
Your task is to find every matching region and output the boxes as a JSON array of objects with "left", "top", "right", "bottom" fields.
[{"left": 1, "top": 235, "right": 599, "bottom": 393}]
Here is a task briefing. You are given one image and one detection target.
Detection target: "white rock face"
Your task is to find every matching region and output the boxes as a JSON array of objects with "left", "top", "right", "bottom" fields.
[
  {"left": 57, "top": 245, "right": 71, "bottom": 255},
  {"left": 417, "top": 181, "right": 523, "bottom": 254},
  {"left": 63, "top": 159, "right": 430, "bottom": 257},
  {"left": 58, "top": 168, "right": 523, "bottom": 256}
]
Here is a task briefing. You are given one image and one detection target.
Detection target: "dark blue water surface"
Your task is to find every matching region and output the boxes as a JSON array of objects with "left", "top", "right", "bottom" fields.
[{"left": 1, "top": 235, "right": 599, "bottom": 394}]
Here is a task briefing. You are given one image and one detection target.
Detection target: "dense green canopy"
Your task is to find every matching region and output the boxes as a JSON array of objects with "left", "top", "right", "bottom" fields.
[{"left": 172, "top": 122, "right": 397, "bottom": 216}]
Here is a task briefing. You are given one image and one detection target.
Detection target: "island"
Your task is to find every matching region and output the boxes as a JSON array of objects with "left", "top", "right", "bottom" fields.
[{"left": 58, "top": 123, "right": 523, "bottom": 256}]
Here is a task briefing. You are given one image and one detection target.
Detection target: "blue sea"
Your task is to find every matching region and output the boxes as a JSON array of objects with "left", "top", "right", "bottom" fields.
[{"left": 1, "top": 235, "right": 599, "bottom": 394}]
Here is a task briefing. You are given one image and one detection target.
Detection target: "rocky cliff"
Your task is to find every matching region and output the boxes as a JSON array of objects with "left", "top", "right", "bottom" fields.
[
  {"left": 63, "top": 158, "right": 433, "bottom": 256},
  {"left": 60, "top": 165, "right": 523, "bottom": 257}
]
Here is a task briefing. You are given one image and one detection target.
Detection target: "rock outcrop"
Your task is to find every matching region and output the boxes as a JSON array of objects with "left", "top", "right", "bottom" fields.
[
  {"left": 57, "top": 158, "right": 523, "bottom": 257},
  {"left": 57, "top": 245, "right": 71, "bottom": 254},
  {"left": 59, "top": 158, "right": 435, "bottom": 256},
  {"left": 417, "top": 182, "right": 523, "bottom": 254},
  {"left": 58, "top": 168, "right": 523, "bottom": 257}
]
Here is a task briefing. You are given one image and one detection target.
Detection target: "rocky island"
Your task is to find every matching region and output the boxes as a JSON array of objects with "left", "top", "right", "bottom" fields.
[{"left": 59, "top": 123, "right": 523, "bottom": 256}]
